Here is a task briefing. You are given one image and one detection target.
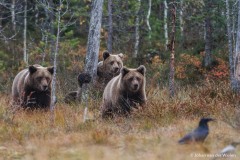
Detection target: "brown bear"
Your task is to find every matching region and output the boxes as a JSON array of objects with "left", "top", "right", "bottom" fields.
[
  {"left": 64, "top": 50, "right": 124, "bottom": 103},
  {"left": 96, "top": 50, "right": 124, "bottom": 88},
  {"left": 101, "top": 65, "right": 147, "bottom": 118},
  {"left": 12, "top": 64, "right": 54, "bottom": 108}
]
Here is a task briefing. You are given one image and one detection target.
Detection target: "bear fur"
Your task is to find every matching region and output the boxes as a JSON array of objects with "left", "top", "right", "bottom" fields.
[
  {"left": 101, "top": 65, "right": 147, "bottom": 118},
  {"left": 96, "top": 51, "right": 124, "bottom": 87},
  {"left": 12, "top": 64, "right": 54, "bottom": 108},
  {"left": 64, "top": 50, "right": 124, "bottom": 103}
]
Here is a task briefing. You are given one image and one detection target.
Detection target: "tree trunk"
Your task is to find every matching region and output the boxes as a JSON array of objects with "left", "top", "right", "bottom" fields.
[
  {"left": 11, "top": 0, "right": 16, "bottom": 32},
  {"left": 23, "top": 0, "right": 28, "bottom": 65},
  {"left": 80, "top": 0, "right": 104, "bottom": 122},
  {"left": 233, "top": 0, "right": 240, "bottom": 93},
  {"left": 49, "top": 0, "right": 55, "bottom": 63},
  {"left": 107, "top": 0, "right": 113, "bottom": 53},
  {"left": 179, "top": 0, "right": 184, "bottom": 44},
  {"left": 169, "top": 4, "right": 176, "bottom": 98},
  {"left": 50, "top": 0, "right": 62, "bottom": 123},
  {"left": 164, "top": 0, "right": 168, "bottom": 51},
  {"left": 203, "top": 17, "right": 212, "bottom": 67},
  {"left": 35, "top": 3, "right": 39, "bottom": 25},
  {"left": 225, "top": 0, "right": 235, "bottom": 90},
  {"left": 203, "top": 1, "right": 212, "bottom": 68},
  {"left": 146, "top": 0, "right": 152, "bottom": 40},
  {"left": 133, "top": 0, "right": 141, "bottom": 58}
]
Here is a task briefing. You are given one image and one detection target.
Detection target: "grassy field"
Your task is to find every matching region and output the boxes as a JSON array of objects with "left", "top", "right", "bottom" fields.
[{"left": 0, "top": 81, "right": 240, "bottom": 160}]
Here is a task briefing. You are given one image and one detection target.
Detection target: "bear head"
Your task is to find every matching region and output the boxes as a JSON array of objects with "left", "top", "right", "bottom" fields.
[
  {"left": 28, "top": 65, "right": 54, "bottom": 92},
  {"left": 121, "top": 65, "right": 146, "bottom": 93},
  {"left": 102, "top": 51, "right": 124, "bottom": 76}
]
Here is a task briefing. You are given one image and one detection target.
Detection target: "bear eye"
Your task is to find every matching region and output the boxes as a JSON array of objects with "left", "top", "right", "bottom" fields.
[
  {"left": 110, "top": 61, "right": 114, "bottom": 65},
  {"left": 136, "top": 77, "right": 141, "bottom": 81},
  {"left": 129, "top": 77, "right": 133, "bottom": 81},
  {"left": 37, "top": 77, "right": 42, "bottom": 81}
]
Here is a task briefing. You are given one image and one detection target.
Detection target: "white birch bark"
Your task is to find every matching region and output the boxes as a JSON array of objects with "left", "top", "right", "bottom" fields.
[
  {"left": 50, "top": 0, "right": 62, "bottom": 122},
  {"left": 107, "top": 0, "right": 113, "bottom": 53},
  {"left": 23, "top": 0, "right": 28, "bottom": 64},
  {"left": 134, "top": 0, "right": 141, "bottom": 58},
  {"left": 226, "top": 0, "right": 235, "bottom": 89},
  {"left": 146, "top": 0, "right": 152, "bottom": 32},
  {"left": 81, "top": 0, "right": 104, "bottom": 122},
  {"left": 146, "top": 0, "right": 152, "bottom": 42},
  {"left": 179, "top": 0, "right": 184, "bottom": 40},
  {"left": 164, "top": 0, "right": 168, "bottom": 50},
  {"left": 234, "top": 0, "right": 240, "bottom": 91},
  {"left": 11, "top": 0, "right": 16, "bottom": 31}
]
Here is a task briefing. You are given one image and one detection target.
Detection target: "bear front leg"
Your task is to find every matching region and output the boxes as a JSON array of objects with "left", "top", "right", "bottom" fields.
[{"left": 22, "top": 91, "right": 37, "bottom": 107}]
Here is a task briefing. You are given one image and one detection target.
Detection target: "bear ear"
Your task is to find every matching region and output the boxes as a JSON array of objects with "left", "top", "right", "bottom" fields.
[
  {"left": 47, "top": 66, "right": 54, "bottom": 75},
  {"left": 29, "top": 65, "right": 37, "bottom": 74},
  {"left": 118, "top": 53, "right": 124, "bottom": 59},
  {"left": 136, "top": 65, "right": 146, "bottom": 75},
  {"left": 121, "top": 66, "right": 130, "bottom": 77},
  {"left": 103, "top": 51, "right": 110, "bottom": 60}
]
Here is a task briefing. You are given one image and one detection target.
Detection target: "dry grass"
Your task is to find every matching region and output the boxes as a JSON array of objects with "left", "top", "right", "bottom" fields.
[{"left": 0, "top": 81, "right": 240, "bottom": 160}]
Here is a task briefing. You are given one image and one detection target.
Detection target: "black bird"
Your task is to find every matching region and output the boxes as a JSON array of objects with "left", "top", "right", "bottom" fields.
[{"left": 178, "top": 118, "right": 214, "bottom": 144}]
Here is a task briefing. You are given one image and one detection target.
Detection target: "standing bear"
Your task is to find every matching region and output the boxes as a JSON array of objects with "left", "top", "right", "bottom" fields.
[
  {"left": 64, "top": 50, "right": 124, "bottom": 103},
  {"left": 12, "top": 64, "right": 54, "bottom": 108},
  {"left": 101, "top": 65, "right": 147, "bottom": 118}
]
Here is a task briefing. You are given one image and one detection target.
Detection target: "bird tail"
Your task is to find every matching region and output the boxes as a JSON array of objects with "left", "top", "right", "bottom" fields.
[{"left": 78, "top": 73, "right": 92, "bottom": 87}]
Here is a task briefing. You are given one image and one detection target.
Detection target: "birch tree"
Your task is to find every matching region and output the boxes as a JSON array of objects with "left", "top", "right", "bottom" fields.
[
  {"left": 226, "top": 0, "right": 235, "bottom": 89},
  {"left": 49, "top": 0, "right": 72, "bottom": 122},
  {"left": 107, "top": 0, "right": 113, "bottom": 53},
  {"left": 179, "top": 0, "right": 184, "bottom": 42},
  {"left": 23, "top": 0, "right": 28, "bottom": 65},
  {"left": 80, "top": 0, "right": 104, "bottom": 122},
  {"left": 146, "top": 0, "right": 152, "bottom": 40},
  {"left": 169, "top": 4, "right": 176, "bottom": 98},
  {"left": 11, "top": 0, "right": 16, "bottom": 32},
  {"left": 233, "top": 0, "right": 240, "bottom": 92},
  {"left": 164, "top": 0, "right": 168, "bottom": 50},
  {"left": 133, "top": 0, "right": 141, "bottom": 58}
]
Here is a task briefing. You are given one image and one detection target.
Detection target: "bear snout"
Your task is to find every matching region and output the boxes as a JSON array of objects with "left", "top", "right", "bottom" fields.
[
  {"left": 133, "top": 84, "right": 139, "bottom": 90},
  {"left": 42, "top": 85, "right": 48, "bottom": 91},
  {"left": 113, "top": 67, "right": 119, "bottom": 73}
]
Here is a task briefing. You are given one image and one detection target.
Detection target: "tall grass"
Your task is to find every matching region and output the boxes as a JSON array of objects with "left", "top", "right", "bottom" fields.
[{"left": 0, "top": 81, "right": 239, "bottom": 159}]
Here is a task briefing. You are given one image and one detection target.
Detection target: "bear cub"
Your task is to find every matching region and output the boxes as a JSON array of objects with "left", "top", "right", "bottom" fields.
[
  {"left": 101, "top": 65, "right": 147, "bottom": 118},
  {"left": 12, "top": 64, "right": 54, "bottom": 108}
]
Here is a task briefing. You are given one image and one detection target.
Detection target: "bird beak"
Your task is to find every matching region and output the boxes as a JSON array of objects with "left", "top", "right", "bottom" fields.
[{"left": 209, "top": 118, "right": 215, "bottom": 122}]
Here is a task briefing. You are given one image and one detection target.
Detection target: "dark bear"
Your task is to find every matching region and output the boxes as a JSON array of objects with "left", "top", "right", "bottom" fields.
[{"left": 12, "top": 64, "right": 54, "bottom": 108}]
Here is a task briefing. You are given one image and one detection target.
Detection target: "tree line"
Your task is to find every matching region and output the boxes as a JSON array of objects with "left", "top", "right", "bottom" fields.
[{"left": 1, "top": 0, "right": 240, "bottom": 93}]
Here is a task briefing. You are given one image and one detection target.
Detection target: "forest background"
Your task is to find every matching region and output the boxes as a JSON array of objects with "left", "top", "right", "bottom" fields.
[{"left": 0, "top": 0, "right": 240, "bottom": 159}]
